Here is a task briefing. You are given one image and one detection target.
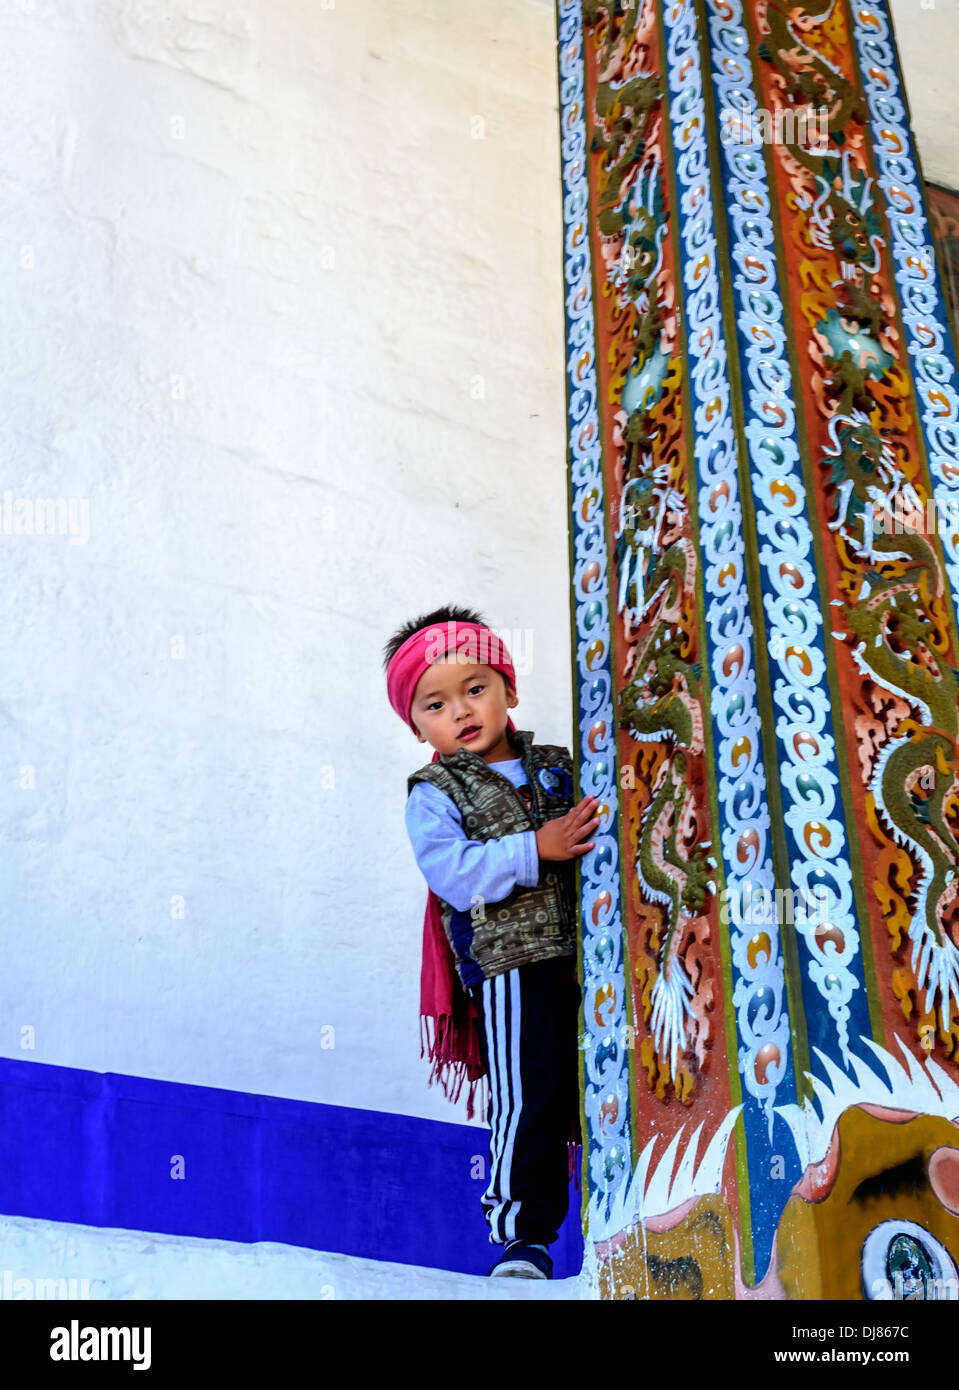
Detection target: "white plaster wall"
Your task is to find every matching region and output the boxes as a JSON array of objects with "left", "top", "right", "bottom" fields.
[
  {"left": 889, "top": 0, "right": 959, "bottom": 190},
  {"left": 0, "top": 0, "right": 572, "bottom": 1125}
]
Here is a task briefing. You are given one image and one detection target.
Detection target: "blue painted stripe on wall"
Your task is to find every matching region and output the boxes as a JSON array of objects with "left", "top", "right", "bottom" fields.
[{"left": 0, "top": 1058, "right": 584, "bottom": 1280}]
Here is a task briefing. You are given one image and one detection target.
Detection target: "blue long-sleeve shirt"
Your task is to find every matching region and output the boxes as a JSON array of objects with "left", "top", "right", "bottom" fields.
[{"left": 404, "top": 756, "right": 540, "bottom": 912}]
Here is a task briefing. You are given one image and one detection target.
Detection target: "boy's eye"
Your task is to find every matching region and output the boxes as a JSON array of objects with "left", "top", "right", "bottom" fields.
[{"left": 425, "top": 685, "right": 483, "bottom": 711}]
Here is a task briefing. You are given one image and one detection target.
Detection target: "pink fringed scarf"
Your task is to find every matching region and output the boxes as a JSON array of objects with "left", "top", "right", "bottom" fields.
[
  {"left": 388, "top": 620, "right": 581, "bottom": 1187},
  {"left": 418, "top": 880, "right": 488, "bottom": 1123}
]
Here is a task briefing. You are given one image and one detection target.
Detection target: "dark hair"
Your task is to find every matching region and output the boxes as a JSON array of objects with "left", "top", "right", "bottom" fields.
[{"left": 382, "top": 604, "right": 488, "bottom": 671}]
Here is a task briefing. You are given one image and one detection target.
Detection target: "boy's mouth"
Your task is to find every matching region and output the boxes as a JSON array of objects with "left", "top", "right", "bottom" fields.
[{"left": 457, "top": 726, "right": 481, "bottom": 742}]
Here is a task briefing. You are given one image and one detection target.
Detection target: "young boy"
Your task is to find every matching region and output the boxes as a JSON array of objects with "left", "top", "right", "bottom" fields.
[{"left": 384, "top": 604, "right": 599, "bottom": 1279}]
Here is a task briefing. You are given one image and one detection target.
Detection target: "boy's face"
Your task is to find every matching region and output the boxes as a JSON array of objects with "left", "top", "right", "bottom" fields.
[{"left": 410, "top": 658, "right": 517, "bottom": 761}]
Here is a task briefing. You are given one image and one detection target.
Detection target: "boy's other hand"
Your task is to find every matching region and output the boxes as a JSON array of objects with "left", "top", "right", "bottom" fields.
[{"left": 535, "top": 795, "right": 601, "bottom": 861}]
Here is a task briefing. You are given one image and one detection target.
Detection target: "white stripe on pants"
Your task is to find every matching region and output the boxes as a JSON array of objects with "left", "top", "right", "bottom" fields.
[{"left": 481, "top": 969, "right": 522, "bottom": 1242}]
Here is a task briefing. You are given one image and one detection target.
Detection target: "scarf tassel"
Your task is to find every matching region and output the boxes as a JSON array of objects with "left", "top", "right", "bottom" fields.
[{"left": 419, "top": 1011, "right": 488, "bottom": 1122}]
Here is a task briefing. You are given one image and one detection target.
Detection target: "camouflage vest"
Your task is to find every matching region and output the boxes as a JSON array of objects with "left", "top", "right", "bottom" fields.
[{"left": 407, "top": 728, "right": 578, "bottom": 985}]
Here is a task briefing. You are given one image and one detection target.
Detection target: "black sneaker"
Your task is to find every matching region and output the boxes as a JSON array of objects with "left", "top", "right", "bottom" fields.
[{"left": 488, "top": 1240, "right": 553, "bottom": 1279}]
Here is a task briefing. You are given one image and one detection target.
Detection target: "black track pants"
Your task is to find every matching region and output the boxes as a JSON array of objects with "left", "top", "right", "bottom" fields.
[{"left": 468, "top": 952, "right": 581, "bottom": 1247}]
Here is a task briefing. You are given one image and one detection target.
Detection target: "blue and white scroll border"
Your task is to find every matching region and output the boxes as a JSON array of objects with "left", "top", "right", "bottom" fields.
[
  {"left": 662, "top": 0, "right": 799, "bottom": 1276},
  {"left": 703, "top": 0, "right": 872, "bottom": 1067},
  {"left": 852, "top": 0, "right": 959, "bottom": 601},
  {"left": 557, "top": 0, "right": 633, "bottom": 1231},
  {"left": 662, "top": 0, "right": 790, "bottom": 1126}
]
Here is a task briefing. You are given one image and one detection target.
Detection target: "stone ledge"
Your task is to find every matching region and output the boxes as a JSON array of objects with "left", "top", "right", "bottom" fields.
[{"left": 0, "top": 1214, "right": 597, "bottom": 1301}]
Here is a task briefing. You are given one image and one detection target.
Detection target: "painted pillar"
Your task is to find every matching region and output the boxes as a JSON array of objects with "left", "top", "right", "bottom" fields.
[{"left": 558, "top": 0, "right": 959, "bottom": 1299}]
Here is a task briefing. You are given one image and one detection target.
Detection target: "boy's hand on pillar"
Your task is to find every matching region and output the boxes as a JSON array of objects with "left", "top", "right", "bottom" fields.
[{"left": 535, "top": 795, "right": 600, "bottom": 861}]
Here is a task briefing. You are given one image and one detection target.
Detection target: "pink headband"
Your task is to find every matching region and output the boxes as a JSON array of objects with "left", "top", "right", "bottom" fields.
[{"left": 386, "top": 620, "right": 516, "bottom": 734}]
